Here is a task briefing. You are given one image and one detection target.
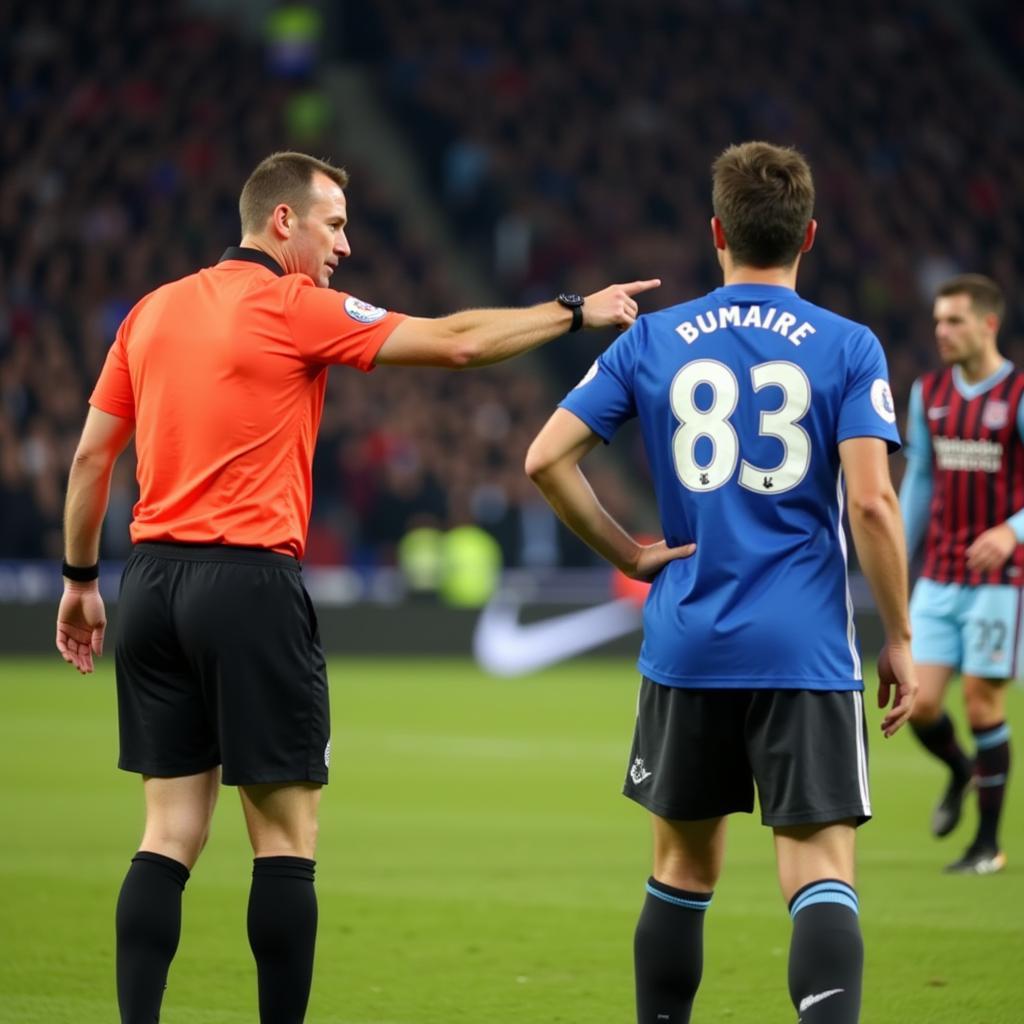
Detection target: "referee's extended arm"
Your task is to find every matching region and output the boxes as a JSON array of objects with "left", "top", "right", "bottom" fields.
[
  {"left": 57, "top": 407, "right": 134, "bottom": 674},
  {"left": 374, "top": 279, "right": 661, "bottom": 368}
]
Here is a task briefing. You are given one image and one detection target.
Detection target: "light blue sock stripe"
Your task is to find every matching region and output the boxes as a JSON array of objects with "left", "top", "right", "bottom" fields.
[
  {"left": 975, "top": 724, "right": 1011, "bottom": 750},
  {"left": 790, "top": 890, "right": 859, "bottom": 919},
  {"left": 790, "top": 882, "right": 858, "bottom": 920},
  {"left": 645, "top": 882, "right": 711, "bottom": 911}
]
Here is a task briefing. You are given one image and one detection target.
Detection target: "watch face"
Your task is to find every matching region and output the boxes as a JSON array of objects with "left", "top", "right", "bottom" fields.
[{"left": 558, "top": 292, "right": 584, "bottom": 308}]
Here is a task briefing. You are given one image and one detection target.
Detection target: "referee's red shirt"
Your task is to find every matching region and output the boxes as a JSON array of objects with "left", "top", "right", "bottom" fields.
[{"left": 89, "top": 248, "right": 405, "bottom": 558}]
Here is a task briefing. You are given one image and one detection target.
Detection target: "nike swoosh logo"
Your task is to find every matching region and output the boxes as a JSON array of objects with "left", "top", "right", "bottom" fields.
[
  {"left": 928, "top": 407, "right": 949, "bottom": 420},
  {"left": 473, "top": 596, "right": 642, "bottom": 677},
  {"left": 799, "top": 988, "right": 844, "bottom": 1014}
]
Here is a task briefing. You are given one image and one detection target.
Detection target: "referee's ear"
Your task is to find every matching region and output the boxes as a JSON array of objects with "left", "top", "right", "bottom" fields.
[{"left": 270, "top": 203, "right": 295, "bottom": 239}]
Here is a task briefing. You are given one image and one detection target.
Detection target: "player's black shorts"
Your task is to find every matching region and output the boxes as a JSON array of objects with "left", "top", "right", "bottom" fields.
[
  {"left": 116, "top": 542, "right": 330, "bottom": 786},
  {"left": 623, "top": 678, "right": 871, "bottom": 827}
]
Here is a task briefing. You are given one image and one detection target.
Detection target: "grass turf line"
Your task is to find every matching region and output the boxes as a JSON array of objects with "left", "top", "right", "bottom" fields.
[{"left": 0, "top": 657, "right": 1021, "bottom": 1022}]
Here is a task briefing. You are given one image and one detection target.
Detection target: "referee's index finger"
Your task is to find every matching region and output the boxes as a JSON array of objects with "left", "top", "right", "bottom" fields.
[{"left": 621, "top": 279, "right": 662, "bottom": 296}]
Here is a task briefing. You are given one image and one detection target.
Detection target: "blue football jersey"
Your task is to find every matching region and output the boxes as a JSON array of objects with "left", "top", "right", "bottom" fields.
[{"left": 559, "top": 283, "right": 901, "bottom": 691}]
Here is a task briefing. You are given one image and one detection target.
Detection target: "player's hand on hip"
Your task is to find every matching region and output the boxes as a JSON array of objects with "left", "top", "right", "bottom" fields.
[
  {"left": 583, "top": 280, "right": 661, "bottom": 331},
  {"left": 56, "top": 582, "right": 107, "bottom": 674},
  {"left": 965, "top": 523, "right": 1017, "bottom": 573},
  {"left": 628, "top": 539, "right": 696, "bottom": 583},
  {"left": 876, "top": 642, "right": 918, "bottom": 738}
]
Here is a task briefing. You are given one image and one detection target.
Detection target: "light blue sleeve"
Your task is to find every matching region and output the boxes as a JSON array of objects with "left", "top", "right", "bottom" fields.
[
  {"left": 1007, "top": 401, "right": 1024, "bottom": 542},
  {"left": 898, "top": 379, "right": 933, "bottom": 557}
]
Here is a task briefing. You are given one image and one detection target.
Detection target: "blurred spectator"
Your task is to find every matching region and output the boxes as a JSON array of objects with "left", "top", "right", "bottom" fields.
[
  {"left": 10, "top": 0, "right": 1021, "bottom": 568},
  {"left": 360, "top": 0, "right": 1024, "bottom": 423},
  {"left": 1, "top": 0, "right": 566, "bottom": 565}
]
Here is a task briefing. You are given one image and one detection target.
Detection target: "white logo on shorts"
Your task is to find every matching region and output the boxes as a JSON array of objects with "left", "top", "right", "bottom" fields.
[
  {"left": 630, "top": 757, "right": 652, "bottom": 784},
  {"left": 324, "top": 740, "right": 332, "bottom": 768}
]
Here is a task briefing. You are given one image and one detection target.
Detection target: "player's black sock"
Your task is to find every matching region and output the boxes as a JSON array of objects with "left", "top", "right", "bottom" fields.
[
  {"left": 115, "top": 850, "right": 190, "bottom": 1024},
  {"left": 911, "top": 712, "right": 972, "bottom": 781},
  {"left": 787, "top": 879, "right": 862, "bottom": 1023},
  {"left": 248, "top": 856, "right": 318, "bottom": 1024},
  {"left": 972, "top": 722, "right": 1011, "bottom": 850},
  {"left": 634, "top": 876, "right": 711, "bottom": 1023}
]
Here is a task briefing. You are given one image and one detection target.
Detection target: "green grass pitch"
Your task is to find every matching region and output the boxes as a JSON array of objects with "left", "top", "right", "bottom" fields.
[{"left": 1, "top": 656, "right": 1022, "bottom": 1023}]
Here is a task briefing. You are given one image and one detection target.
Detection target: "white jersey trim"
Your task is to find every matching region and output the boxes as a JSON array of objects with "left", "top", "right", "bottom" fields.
[{"left": 835, "top": 471, "right": 862, "bottom": 678}]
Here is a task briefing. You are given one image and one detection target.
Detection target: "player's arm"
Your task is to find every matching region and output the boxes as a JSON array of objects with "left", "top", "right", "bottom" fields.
[
  {"left": 897, "top": 379, "right": 933, "bottom": 559},
  {"left": 966, "top": 396, "right": 1024, "bottom": 572},
  {"left": 57, "top": 406, "right": 135, "bottom": 674},
  {"left": 524, "top": 408, "right": 695, "bottom": 581},
  {"left": 840, "top": 436, "right": 917, "bottom": 736},
  {"left": 374, "top": 280, "right": 660, "bottom": 368}
]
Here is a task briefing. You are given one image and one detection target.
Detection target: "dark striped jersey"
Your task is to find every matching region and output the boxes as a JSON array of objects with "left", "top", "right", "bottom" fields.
[{"left": 902, "top": 363, "right": 1024, "bottom": 586}]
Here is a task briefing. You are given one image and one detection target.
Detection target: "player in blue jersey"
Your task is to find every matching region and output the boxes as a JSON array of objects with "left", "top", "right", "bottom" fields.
[
  {"left": 526, "top": 141, "right": 917, "bottom": 1024},
  {"left": 900, "top": 274, "right": 1019, "bottom": 875}
]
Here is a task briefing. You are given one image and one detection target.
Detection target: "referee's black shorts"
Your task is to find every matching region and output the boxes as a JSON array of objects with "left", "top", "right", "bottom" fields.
[
  {"left": 623, "top": 677, "right": 871, "bottom": 827},
  {"left": 115, "top": 542, "right": 330, "bottom": 786}
]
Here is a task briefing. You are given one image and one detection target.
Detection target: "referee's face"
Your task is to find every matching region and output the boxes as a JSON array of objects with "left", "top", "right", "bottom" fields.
[{"left": 290, "top": 172, "right": 351, "bottom": 287}]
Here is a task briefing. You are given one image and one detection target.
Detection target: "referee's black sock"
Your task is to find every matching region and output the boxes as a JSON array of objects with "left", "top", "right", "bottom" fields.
[
  {"left": 634, "top": 876, "right": 711, "bottom": 1023},
  {"left": 787, "top": 879, "right": 863, "bottom": 1023},
  {"left": 911, "top": 713, "right": 972, "bottom": 782},
  {"left": 248, "top": 856, "right": 318, "bottom": 1024},
  {"left": 115, "top": 851, "right": 190, "bottom": 1024}
]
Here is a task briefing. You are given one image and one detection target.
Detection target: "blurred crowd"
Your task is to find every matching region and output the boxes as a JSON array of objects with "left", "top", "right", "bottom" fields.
[
  {"left": 3, "top": 0, "right": 1023, "bottom": 567},
  {"left": 360, "top": 0, "right": 1024, "bottom": 398},
  {"left": 0, "top": 1, "right": 592, "bottom": 567}
]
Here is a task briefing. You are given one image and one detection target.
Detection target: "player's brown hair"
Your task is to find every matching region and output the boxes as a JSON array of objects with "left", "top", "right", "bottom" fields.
[
  {"left": 936, "top": 274, "right": 1005, "bottom": 324},
  {"left": 239, "top": 152, "right": 349, "bottom": 235},
  {"left": 711, "top": 141, "right": 815, "bottom": 269}
]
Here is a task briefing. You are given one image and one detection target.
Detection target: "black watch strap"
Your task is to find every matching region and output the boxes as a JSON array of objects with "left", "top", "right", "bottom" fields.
[
  {"left": 62, "top": 560, "right": 100, "bottom": 582},
  {"left": 557, "top": 292, "right": 584, "bottom": 333}
]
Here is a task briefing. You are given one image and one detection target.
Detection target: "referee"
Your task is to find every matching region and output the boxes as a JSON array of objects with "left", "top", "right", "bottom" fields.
[{"left": 56, "top": 150, "right": 657, "bottom": 1024}]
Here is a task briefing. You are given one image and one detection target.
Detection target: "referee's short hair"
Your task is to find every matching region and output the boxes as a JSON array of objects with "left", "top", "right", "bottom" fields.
[
  {"left": 937, "top": 273, "right": 1005, "bottom": 324},
  {"left": 240, "top": 152, "right": 350, "bottom": 235},
  {"left": 712, "top": 141, "right": 815, "bottom": 269}
]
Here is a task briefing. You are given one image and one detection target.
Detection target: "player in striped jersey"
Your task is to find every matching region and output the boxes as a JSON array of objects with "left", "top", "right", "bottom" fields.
[{"left": 901, "top": 274, "right": 1018, "bottom": 874}]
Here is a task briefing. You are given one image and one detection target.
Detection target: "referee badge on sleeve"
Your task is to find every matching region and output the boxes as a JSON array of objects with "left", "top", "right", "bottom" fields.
[{"left": 344, "top": 295, "right": 388, "bottom": 323}]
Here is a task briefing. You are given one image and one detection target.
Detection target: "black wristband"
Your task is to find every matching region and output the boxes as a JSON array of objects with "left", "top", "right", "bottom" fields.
[
  {"left": 62, "top": 560, "right": 100, "bottom": 582},
  {"left": 557, "top": 292, "right": 585, "bottom": 333}
]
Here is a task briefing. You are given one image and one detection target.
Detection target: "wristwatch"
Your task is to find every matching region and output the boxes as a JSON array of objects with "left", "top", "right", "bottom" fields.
[{"left": 557, "top": 292, "right": 585, "bottom": 333}]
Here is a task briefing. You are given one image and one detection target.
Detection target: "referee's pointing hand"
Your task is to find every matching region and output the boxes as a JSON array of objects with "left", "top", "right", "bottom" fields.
[{"left": 584, "top": 279, "right": 662, "bottom": 330}]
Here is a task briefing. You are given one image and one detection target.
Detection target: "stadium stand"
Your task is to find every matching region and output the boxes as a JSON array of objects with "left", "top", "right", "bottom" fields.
[
  {"left": 3, "top": 0, "right": 1023, "bottom": 568},
  {"left": 359, "top": 0, "right": 1024, "bottom": 401},
  {"left": 0, "top": 0, "right": 578, "bottom": 568}
]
